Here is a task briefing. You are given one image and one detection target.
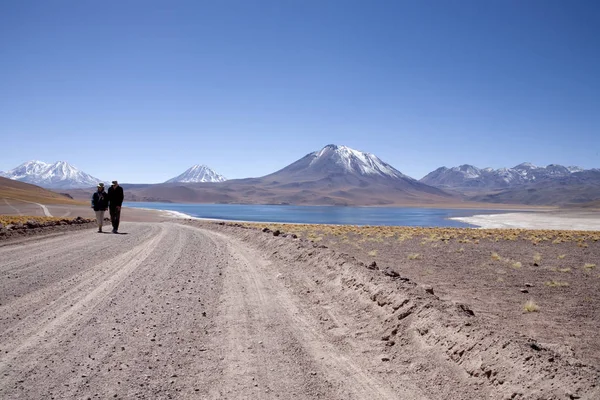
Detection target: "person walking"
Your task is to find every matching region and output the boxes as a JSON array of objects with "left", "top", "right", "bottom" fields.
[
  {"left": 108, "top": 180, "right": 124, "bottom": 233},
  {"left": 91, "top": 183, "right": 109, "bottom": 233}
]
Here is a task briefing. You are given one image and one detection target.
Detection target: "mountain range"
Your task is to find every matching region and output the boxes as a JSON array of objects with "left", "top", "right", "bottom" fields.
[
  {"left": 0, "top": 161, "right": 101, "bottom": 189},
  {"left": 0, "top": 161, "right": 227, "bottom": 189},
  {"left": 90, "top": 145, "right": 455, "bottom": 206},
  {"left": 420, "top": 163, "right": 587, "bottom": 190},
  {"left": 2, "top": 146, "right": 599, "bottom": 206}
]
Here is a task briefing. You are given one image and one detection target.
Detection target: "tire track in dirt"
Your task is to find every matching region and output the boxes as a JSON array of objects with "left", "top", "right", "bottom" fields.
[
  {"left": 1, "top": 223, "right": 223, "bottom": 399},
  {"left": 199, "top": 221, "right": 600, "bottom": 400},
  {"left": 202, "top": 228, "right": 418, "bottom": 399},
  {"left": 2, "top": 199, "right": 23, "bottom": 215},
  {"left": 0, "top": 224, "right": 167, "bottom": 382}
]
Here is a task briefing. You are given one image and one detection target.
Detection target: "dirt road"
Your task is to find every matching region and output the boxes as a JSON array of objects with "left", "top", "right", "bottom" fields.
[
  {"left": 1, "top": 221, "right": 598, "bottom": 399},
  {"left": 0, "top": 222, "right": 413, "bottom": 399}
]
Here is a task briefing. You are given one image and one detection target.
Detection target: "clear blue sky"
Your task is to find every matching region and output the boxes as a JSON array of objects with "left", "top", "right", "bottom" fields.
[{"left": 1, "top": 0, "right": 599, "bottom": 183}]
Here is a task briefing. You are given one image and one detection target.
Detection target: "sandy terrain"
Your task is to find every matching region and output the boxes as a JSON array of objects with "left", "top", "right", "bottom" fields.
[
  {"left": 1, "top": 202, "right": 599, "bottom": 399},
  {"left": 452, "top": 210, "right": 600, "bottom": 231},
  {"left": 0, "top": 199, "right": 174, "bottom": 222}
]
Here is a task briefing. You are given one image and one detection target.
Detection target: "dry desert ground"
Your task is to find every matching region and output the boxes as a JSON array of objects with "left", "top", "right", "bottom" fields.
[{"left": 1, "top": 201, "right": 599, "bottom": 399}]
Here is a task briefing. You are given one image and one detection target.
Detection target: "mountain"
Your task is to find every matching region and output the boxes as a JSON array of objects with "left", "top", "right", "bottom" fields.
[
  {"left": 165, "top": 165, "right": 226, "bottom": 183},
  {"left": 113, "top": 144, "right": 456, "bottom": 206},
  {"left": 264, "top": 144, "right": 411, "bottom": 182},
  {"left": 421, "top": 163, "right": 587, "bottom": 190},
  {"left": 468, "top": 169, "right": 600, "bottom": 206},
  {"left": 0, "top": 176, "right": 84, "bottom": 205},
  {"left": 2, "top": 160, "right": 102, "bottom": 189}
]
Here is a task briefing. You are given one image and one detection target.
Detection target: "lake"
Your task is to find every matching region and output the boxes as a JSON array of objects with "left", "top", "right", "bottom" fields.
[{"left": 124, "top": 202, "right": 512, "bottom": 228}]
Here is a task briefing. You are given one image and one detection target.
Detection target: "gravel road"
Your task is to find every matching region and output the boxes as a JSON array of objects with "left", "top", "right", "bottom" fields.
[
  {"left": 2, "top": 221, "right": 598, "bottom": 400},
  {"left": 0, "top": 222, "right": 418, "bottom": 399}
]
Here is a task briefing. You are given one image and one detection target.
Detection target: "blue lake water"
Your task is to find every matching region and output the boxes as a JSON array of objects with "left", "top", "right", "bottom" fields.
[{"left": 124, "top": 202, "right": 509, "bottom": 228}]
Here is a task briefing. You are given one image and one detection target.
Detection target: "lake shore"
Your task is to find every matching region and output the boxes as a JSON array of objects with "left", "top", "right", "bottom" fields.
[{"left": 450, "top": 210, "right": 600, "bottom": 231}]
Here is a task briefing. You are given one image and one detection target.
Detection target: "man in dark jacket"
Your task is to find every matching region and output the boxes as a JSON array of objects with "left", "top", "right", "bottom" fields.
[
  {"left": 91, "top": 183, "right": 109, "bottom": 233},
  {"left": 108, "top": 180, "right": 124, "bottom": 233}
]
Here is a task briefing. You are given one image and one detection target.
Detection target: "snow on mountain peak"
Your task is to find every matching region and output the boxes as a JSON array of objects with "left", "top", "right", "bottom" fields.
[
  {"left": 514, "top": 162, "right": 538, "bottom": 169},
  {"left": 421, "top": 161, "right": 587, "bottom": 188},
  {"left": 3, "top": 160, "right": 101, "bottom": 188},
  {"left": 310, "top": 144, "right": 409, "bottom": 179},
  {"left": 165, "top": 164, "right": 227, "bottom": 183}
]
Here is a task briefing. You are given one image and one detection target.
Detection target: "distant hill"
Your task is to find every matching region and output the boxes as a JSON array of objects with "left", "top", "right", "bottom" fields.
[{"left": 0, "top": 176, "right": 85, "bottom": 204}]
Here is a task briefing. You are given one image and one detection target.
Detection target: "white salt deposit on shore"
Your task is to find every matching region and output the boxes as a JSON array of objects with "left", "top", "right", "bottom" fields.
[{"left": 451, "top": 211, "right": 600, "bottom": 231}]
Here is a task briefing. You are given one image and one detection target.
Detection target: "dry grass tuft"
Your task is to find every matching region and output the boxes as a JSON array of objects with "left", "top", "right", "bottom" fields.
[
  {"left": 545, "top": 280, "right": 569, "bottom": 287},
  {"left": 523, "top": 300, "right": 539, "bottom": 312},
  {"left": 584, "top": 263, "right": 596, "bottom": 270},
  {"left": 407, "top": 253, "right": 421, "bottom": 260},
  {"left": 0, "top": 216, "right": 74, "bottom": 225}
]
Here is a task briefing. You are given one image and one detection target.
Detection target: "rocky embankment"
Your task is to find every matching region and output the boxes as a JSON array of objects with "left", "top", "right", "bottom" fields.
[{"left": 0, "top": 216, "right": 97, "bottom": 241}]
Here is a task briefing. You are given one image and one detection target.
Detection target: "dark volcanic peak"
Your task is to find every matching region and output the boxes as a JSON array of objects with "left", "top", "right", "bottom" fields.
[
  {"left": 165, "top": 164, "right": 226, "bottom": 183},
  {"left": 269, "top": 144, "right": 413, "bottom": 181},
  {"left": 3, "top": 160, "right": 101, "bottom": 189}
]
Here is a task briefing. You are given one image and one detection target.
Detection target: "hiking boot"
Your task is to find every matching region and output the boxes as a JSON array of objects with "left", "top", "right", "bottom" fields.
[
  {"left": 112, "top": 229, "right": 118, "bottom": 234},
  {"left": 98, "top": 228, "right": 102, "bottom": 233}
]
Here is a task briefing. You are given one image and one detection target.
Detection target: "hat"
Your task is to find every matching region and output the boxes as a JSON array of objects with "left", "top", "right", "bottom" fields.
[
  {"left": 97, "top": 182, "right": 105, "bottom": 188},
  {"left": 112, "top": 180, "right": 118, "bottom": 185}
]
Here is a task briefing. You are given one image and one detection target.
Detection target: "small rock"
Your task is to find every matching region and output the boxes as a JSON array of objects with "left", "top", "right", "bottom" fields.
[
  {"left": 520, "top": 289, "right": 529, "bottom": 293},
  {"left": 422, "top": 285, "right": 434, "bottom": 295},
  {"left": 383, "top": 268, "right": 399, "bottom": 278},
  {"left": 457, "top": 303, "right": 475, "bottom": 316},
  {"left": 525, "top": 283, "right": 533, "bottom": 287},
  {"left": 366, "top": 261, "right": 378, "bottom": 270},
  {"left": 273, "top": 230, "right": 281, "bottom": 237},
  {"left": 381, "top": 356, "right": 390, "bottom": 362}
]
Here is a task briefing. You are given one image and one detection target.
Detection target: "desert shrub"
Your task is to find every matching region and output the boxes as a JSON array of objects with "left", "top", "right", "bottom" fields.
[
  {"left": 545, "top": 281, "right": 569, "bottom": 287},
  {"left": 523, "top": 300, "right": 539, "bottom": 312}
]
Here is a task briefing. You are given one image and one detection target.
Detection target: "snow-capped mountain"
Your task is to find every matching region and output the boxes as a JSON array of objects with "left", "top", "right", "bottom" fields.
[
  {"left": 165, "top": 165, "right": 226, "bottom": 183},
  {"left": 2, "top": 160, "right": 102, "bottom": 189},
  {"left": 420, "top": 162, "right": 587, "bottom": 190},
  {"left": 256, "top": 144, "right": 451, "bottom": 198},
  {"left": 266, "top": 144, "right": 414, "bottom": 182}
]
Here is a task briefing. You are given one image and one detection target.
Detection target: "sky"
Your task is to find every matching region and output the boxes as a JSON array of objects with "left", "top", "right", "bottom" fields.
[{"left": 1, "top": 0, "right": 599, "bottom": 183}]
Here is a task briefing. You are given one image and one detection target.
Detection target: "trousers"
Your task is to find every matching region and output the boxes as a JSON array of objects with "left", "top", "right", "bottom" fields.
[{"left": 110, "top": 207, "right": 121, "bottom": 230}]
